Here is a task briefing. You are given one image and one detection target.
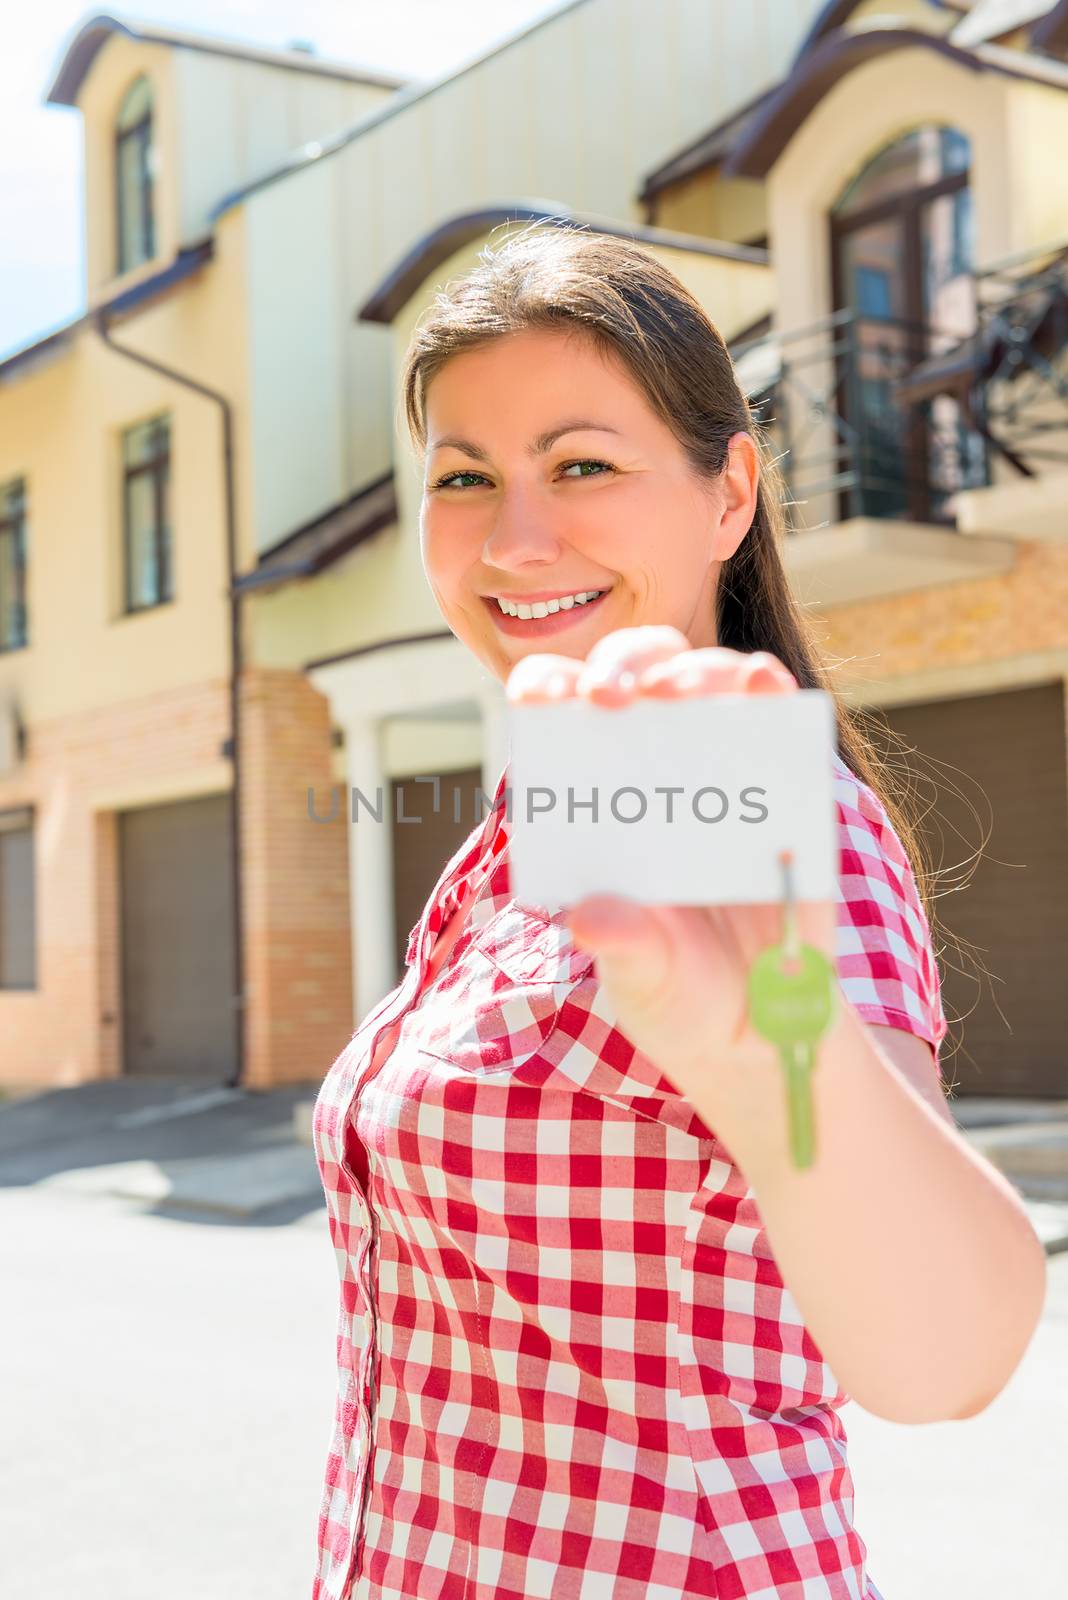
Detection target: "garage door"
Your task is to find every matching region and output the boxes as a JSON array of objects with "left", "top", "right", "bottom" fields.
[
  {"left": 871, "top": 682, "right": 1068, "bottom": 1099},
  {"left": 120, "top": 793, "right": 237, "bottom": 1078}
]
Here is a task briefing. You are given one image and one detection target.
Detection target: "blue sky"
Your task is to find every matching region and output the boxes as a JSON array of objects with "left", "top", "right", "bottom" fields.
[{"left": 0, "top": 1, "right": 559, "bottom": 360}]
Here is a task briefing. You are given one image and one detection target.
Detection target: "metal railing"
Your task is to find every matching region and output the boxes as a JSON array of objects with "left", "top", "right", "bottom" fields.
[
  {"left": 730, "top": 307, "right": 991, "bottom": 527},
  {"left": 971, "top": 240, "right": 1068, "bottom": 478},
  {"left": 731, "top": 243, "right": 1068, "bottom": 527}
]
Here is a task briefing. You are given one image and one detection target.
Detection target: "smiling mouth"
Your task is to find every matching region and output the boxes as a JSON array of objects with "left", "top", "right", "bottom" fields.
[{"left": 488, "top": 588, "right": 610, "bottom": 620}]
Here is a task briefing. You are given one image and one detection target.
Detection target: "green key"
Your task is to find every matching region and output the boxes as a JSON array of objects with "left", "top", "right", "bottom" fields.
[{"left": 746, "top": 851, "right": 837, "bottom": 1169}]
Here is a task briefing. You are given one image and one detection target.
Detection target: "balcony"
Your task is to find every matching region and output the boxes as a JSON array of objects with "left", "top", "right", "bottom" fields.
[{"left": 727, "top": 272, "right": 1068, "bottom": 604}]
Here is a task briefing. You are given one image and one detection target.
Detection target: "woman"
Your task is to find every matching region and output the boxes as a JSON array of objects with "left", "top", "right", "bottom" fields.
[{"left": 311, "top": 223, "right": 1045, "bottom": 1600}]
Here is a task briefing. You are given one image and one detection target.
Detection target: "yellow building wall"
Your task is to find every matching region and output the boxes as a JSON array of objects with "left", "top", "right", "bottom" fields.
[
  {"left": 0, "top": 207, "right": 253, "bottom": 727},
  {"left": 652, "top": 170, "right": 768, "bottom": 247},
  {"left": 1003, "top": 79, "right": 1068, "bottom": 258}
]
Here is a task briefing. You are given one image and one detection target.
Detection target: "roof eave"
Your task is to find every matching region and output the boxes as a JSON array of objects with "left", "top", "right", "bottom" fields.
[
  {"left": 46, "top": 13, "right": 136, "bottom": 106},
  {"left": 44, "top": 10, "right": 409, "bottom": 108},
  {"left": 638, "top": 86, "right": 776, "bottom": 202},
  {"left": 721, "top": 27, "right": 1038, "bottom": 181},
  {"left": 232, "top": 470, "right": 398, "bottom": 592},
  {"left": 0, "top": 238, "right": 214, "bottom": 382},
  {"left": 1032, "top": 0, "right": 1068, "bottom": 53}
]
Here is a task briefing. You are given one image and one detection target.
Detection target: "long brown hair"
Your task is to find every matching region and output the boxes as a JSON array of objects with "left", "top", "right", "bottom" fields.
[{"left": 399, "top": 219, "right": 944, "bottom": 947}]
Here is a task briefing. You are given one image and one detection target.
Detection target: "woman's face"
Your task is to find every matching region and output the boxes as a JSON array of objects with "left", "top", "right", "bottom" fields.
[{"left": 419, "top": 327, "right": 760, "bottom": 683}]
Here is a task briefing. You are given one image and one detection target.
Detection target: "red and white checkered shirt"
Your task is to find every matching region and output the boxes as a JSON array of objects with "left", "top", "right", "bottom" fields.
[{"left": 311, "top": 750, "right": 947, "bottom": 1600}]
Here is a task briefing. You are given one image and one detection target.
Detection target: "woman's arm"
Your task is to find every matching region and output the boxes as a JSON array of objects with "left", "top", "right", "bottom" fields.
[
  {"left": 509, "top": 625, "right": 1047, "bottom": 1429},
  {"left": 687, "top": 1001, "right": 1048, "bottom": 1426}
]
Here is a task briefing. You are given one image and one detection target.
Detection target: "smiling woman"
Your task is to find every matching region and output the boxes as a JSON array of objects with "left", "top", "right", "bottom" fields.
[
  {"left": 416, "top": 326, "right": 746, "bottom": 670},
  {"left": 401, "top": 226, "right": 925, "bottom": 895},
  {"left": 308, "top": 221, "right": 1045, "bottom": 1600}
]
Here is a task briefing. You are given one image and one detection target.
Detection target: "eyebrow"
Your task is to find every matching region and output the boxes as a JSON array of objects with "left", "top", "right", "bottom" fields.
[{"left": 427, "top": 419, "right": 623, "bottom": 461}]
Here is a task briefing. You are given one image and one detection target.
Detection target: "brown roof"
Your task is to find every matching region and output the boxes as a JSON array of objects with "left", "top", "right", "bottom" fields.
[
  {"left": 232, "top": 471, "right": 398, "bottom": 593},
  {"left": 1032, "top": 0, "right": 1068, "bottom": 50},
  {"left": 638, "top": 87, "right": 777, "bottom": 201},
  {"left": 46, "top": 12, "right": 408, "bottom": 106},
  {"left": 791, "top": 1, "right": 872, "bottom": 63},
  {"left": 793, "top": 1, "right": 976, "bottom": 62},
  {"left": 0, "top": 239, "right": 213, "bottom": 380},
  {"left": 722, "top": 25, "right": 1068, "bottom": 180}
]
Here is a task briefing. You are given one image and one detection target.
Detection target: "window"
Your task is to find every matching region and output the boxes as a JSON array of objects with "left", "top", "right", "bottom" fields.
[
  {"left": 122, "top": 415, "right": 172, "bottom": 611},
  {"left": 833, "top": 124, "right": 970, "bottom": 218},
  {"left": 854, "top": 264, "right": 892, "bottom": 320},
  {"left": 0, "top": 477, "right": 28, "bottom": 651},
  {"left": 830, "top": 124, "right": 982, "bottom": 523},
  {"left": 0, "top": 807, "right": 35, "bottom": 989},
  {"left": 115, "top": 75, "right": 156, "bottom": 274}
]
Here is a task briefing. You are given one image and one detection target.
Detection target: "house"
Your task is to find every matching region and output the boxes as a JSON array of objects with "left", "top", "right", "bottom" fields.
[
  {"left": 2, "top": 0, "right": 1065, "bottom": 1098},
  {"left": 638, "top": 0, "right": 1068, "bottom": 1095},
  {"left": 0, "top": 0, "right": 817, "bottom": 1089}
]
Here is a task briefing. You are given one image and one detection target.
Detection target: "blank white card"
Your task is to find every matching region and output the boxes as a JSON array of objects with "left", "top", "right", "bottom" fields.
[{"left": 506, "top": 689, "right": 838, "bottom": 911}]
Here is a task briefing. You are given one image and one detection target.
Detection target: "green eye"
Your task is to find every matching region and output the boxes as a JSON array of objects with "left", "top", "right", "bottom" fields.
[
  {"left": 430, "top": 458, "right": 614, "bottom": 491},
  {"left": 433, "top": 471, "right": 484, "bottom": 489}
]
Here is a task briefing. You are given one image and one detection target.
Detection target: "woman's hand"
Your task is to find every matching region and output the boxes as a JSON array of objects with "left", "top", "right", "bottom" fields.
[{"left": 505, "top": 625, "right": 839, "bottom": 1126}]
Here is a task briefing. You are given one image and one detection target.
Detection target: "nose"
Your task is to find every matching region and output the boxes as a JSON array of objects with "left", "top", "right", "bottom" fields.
[{"left": 482, "top": 490, "right": 565, "bottom": 570}]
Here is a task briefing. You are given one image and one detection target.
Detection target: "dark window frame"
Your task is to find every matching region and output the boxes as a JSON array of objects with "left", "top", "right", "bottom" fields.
[
  {"left": 122, "top": 416, "right": 172, "bottom": 613},
  {"left": 115, "top": 79, "right": 156, "bottom": 275},
  {"left": 830, "top": 149, "right": 975, "bottom": 525},
  {"left": 0, "top": 477, "right": 28, "bottom": 653}
]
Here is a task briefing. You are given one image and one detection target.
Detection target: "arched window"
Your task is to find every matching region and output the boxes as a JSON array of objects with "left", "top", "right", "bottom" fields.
[
  {"left": 829, "top": 124, "right": 982, "bottom": 521},
  {"left": 115, "top": 76, "right": 156, "bottom": 274}
]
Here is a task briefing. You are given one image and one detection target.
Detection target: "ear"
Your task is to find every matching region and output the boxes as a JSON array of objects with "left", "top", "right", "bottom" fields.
[{"left": 711, "top": 431, "right": 761, "bottom": 563}]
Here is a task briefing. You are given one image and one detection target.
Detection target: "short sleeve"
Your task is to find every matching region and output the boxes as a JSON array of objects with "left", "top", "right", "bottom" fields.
[{"left": 833, "top": 752, "right": 949, "bottom": 1073}]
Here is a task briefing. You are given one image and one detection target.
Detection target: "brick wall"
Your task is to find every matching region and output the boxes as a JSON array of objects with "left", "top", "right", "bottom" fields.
[
  {"left": 240, "top": 667, "right": 353, "bottom": 1089},
  {"left": 0, "top": 669, "right": 352, "bottom": 1090},
  {"left": 814, "top": 541, "right": 1068, "bottom": 684}
]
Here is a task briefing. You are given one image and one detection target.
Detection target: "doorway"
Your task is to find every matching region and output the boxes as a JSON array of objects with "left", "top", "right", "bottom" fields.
[{"left": 830, "top": 124, "right": 987, "bottom": 522}]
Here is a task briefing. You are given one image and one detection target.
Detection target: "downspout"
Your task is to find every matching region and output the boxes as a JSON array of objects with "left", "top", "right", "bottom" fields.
[{"left": 94, "top": 307, "right": 246, "bottom": 1089}]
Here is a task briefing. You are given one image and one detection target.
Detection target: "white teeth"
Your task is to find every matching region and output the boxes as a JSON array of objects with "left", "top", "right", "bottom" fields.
[{"left": 495, "top": 589, "right": 605, "bottom": 619}]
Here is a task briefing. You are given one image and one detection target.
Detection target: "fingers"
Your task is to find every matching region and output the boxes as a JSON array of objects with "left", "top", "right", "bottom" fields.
[
  {"left": 505, "top": 653, "right": 584, "bottom": 703},
  {"left": 742, "top": 651, "right": 798, "bottom": 694},
  {"left": 576, "top": 625, "right": 692, "bottom": 706},
  {"left": 504, "top": 628, "right": 797, "bottom": 705},
  {"left": 639, "top": 647, "right": 797, "bottom": 698}
]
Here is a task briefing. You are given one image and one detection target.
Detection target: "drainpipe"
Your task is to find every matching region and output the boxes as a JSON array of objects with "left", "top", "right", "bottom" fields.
[{"left": 94, "top": 308, "right": 246, "bottom": 1089}]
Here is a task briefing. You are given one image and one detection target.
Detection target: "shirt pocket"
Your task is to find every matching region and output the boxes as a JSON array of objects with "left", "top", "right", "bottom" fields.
[
  {"left": 415, "top": 900, "right": 592, "bottom": 1079},
  {"left": 467, "top": 899, "right": 595, "bottom": 985},
  {"left": 459, "top": 903, "right": 717, "bottom": 1149}
]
